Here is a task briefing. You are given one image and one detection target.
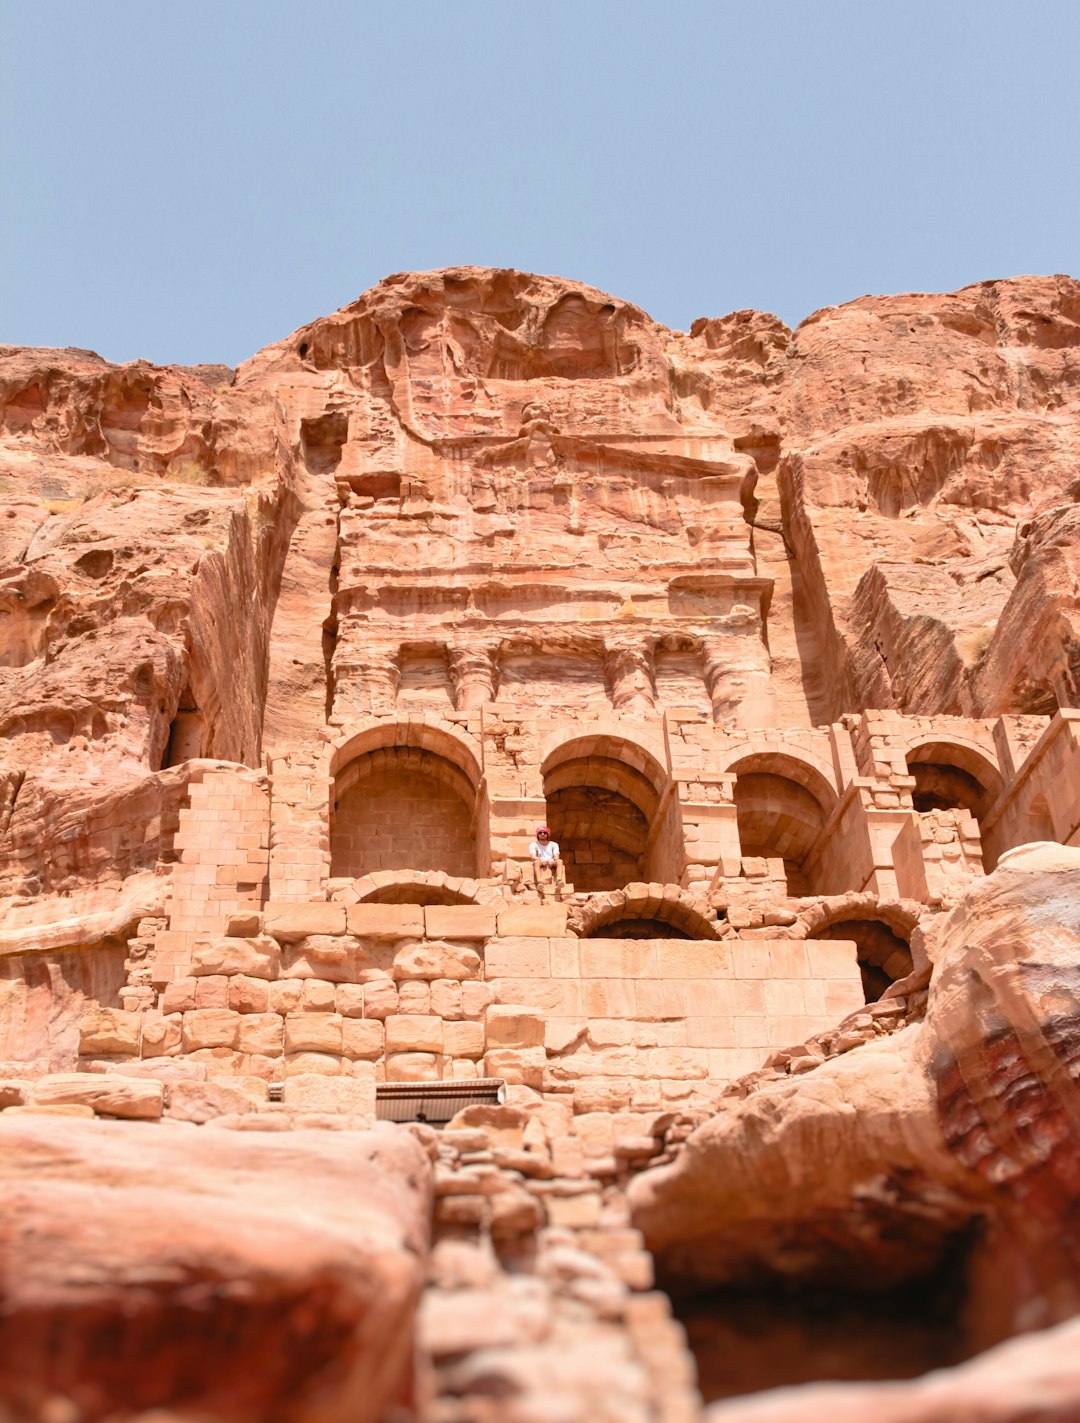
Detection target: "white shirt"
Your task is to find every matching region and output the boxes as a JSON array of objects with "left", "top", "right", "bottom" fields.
[{"left": 530, "top": 838, "right": 560, "bottom": 863}]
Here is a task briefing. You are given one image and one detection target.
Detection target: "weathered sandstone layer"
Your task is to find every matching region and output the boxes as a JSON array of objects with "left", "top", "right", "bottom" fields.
[
  {"left": 0, "top": 1118, "right": 431, "bottom": 1422},
  {"left": 1, "top": 268, "right": 1079, "bottom": 1421}
]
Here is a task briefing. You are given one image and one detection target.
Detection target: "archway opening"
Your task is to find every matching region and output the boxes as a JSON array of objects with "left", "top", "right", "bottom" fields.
[
  {"left": 733, "top": 771, "right": 830, "bottom": 896},
  {"left": 162, "top": 685, "right": 204, "bottom": 768},
  {"left": 542, "top": 746, "right": 666, "bottom": 892},
  {"left": 571, "top": 886, "right": 724, "bottom": 941},
  {"left": 906, "top": 741, "right": 1002, "bottom": 873},
  {"left": 546, "top": 782, "right": 649, "bottom": 891},
  {"left": 909, "top": 762, "right": 985, "bottom": 816},
  {"left": 673, "top": 1236, "right": 976, "bottom": 1407},
  {"left": 588, "top": 917, "right": 691, "bottom": 940},
  {"left": 362, "top": 883, "right": 477, "bottom": 907},
  {"left": 331, "top": 746, "right": 477, "bottom": 879},
  {"left": 810, "top": 917, "right": 914, "bottom": 1003}
]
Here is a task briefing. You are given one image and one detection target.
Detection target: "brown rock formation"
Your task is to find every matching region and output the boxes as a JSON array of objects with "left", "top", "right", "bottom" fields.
[
  {"left": 3, "top": 268, "right": 1080, "bottom": 1421},
  {"left": 778, "top": 277, "right": 1080, "bottom": 721},
  {"left": 0, "top": 1117, "right": 432, "bottom": 1422},
  {"left": 704, "top": 1315, "right": 1080, "bottom": 1422},
  {"left": 629, "top": 844, "right": 1080, "bottom": 1397}
]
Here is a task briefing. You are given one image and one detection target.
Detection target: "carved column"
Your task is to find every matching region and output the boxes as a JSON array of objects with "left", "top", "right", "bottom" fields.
[
  {"left": 605, "top": 640, "right": 656, "bottom": 713},
  {"left": 448, "top": 643, "right": 499, "bottom": 711},
  {"left": 701, "top": 607, "right": 773, "bottom": 726},
  {"left": 331, "top": 642, "right": 401, "bottom": 721}
]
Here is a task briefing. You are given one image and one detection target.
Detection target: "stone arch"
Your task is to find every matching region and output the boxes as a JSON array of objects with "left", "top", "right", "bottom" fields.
[
  {"left": 902, "top": 737, "right": 1004, "bottom": 818},
  {"left": 728, "top": 751, "right": 839, "bottom": 896},
  {"left": 903, "top": 736, "right": 1004, "bottom": 873},
  {"left": 337, "top": 869, "right": 502, "bottom": 907},
  {"left": 540, "top": 732, "right": 675, "bottom": 891},
  {"left": 331, "top": 716, "right": 483, "bottom": 786},
  {"left": 717, "top": 739, "right": 838, "bottom": 795},
  {"left": 330, "top": 718, "right": 487, "bottom": 880},
  {"left": 796, "top": 895, "right": 920, "bottom": 1004},
  {"left": 570, "top": 883, "right": 725, "bottom": 941}
]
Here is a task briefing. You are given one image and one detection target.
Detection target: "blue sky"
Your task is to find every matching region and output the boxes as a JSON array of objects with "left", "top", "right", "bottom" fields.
[{"left": 2, "top": 1, "right": 1078, "bottom": 367}]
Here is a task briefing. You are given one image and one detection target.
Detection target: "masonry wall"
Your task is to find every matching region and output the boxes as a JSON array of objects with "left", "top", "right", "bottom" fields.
[
  {"left": 89, "top": 902, "right": 864, "bottom": 1108},
  {"left": 121, "top": 704, "right": 1080, "bottom": 1114}
]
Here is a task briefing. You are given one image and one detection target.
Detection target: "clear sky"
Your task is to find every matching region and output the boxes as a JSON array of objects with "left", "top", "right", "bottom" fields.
[{"left": 2, "top": 1, "right": 1078, "bottom": 368}]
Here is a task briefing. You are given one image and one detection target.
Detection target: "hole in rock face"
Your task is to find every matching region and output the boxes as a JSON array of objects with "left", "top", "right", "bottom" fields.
[
  {"left": 733, "top": 432, "right": 781, "bottom": 477},
  {"left": 677, "top": 1266, "right": 971, "bottom": 1403},
  {"left": 161, "top": 685, "right": 204, "bottom": 768},
  {"left": 300, "top": 412, "right": 348, "bottom": 474},
  {"left": 668, "top": 1220, "right": 981, "bottom": 1405},
  {"left": 4, "top": 382, "right": 46, "bottom": 430},
  {"left": 74, "top": 548, "right": 114, "bottom": 580},
  {"left": 162, "top": 709, "right": 204, "bottom": 768},
  {"left": 344, "top": 470, "right": 402, "bottom": 501}
]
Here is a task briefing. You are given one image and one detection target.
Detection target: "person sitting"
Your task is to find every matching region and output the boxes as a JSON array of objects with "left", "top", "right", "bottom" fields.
[{"left": 529, "top": 824, "right": 564, "bottom": 899}]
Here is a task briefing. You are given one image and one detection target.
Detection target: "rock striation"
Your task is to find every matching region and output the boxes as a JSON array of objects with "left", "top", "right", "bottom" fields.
[{"left": 1, "top": 268, "right": 1080, "bottom": 1421}]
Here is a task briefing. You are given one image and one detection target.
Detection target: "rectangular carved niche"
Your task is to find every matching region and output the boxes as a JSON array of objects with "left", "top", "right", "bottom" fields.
[
  {"left": 655, "top": 646, "right": 711, "bottom": 715},
  {"left": 396, "top": 645, "right": 452, "bottom": 713},
  {"left": 497, "top": 650, "right": 608, "bottom": 710}
]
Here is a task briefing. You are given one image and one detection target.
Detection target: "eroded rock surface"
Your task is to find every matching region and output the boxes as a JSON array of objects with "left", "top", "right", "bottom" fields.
[
  {"left": 704, "top": 1314, "right": 1080, "bottom": 1423},
  {"left": 630, "top": 845, "right": 1080, "bottom": 1399},
  {"left": 0, "top": 1116, "right": 432, "bottom": 1423}
]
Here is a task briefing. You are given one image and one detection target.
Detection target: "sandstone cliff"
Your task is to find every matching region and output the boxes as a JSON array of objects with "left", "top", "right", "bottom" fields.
[
  {"left": 2, "top": 269, "right": 1080, "bottom": 1423},
  {"left": 4, "top": 271, "right": 1078, "bottom": 908}
]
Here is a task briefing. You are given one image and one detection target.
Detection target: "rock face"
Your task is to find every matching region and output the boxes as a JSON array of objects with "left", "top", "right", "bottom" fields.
[
  {"left": 2, "top": 269, "right": 1080, "bottom": 1421},
  {"left": 704, "top": 1314, "right": 1080, "bottom": 1423},
  {"left": 629, "top": 845, "right": 1080, "bottom": 1394},
  {"left": 0, "top": 1116, "right": 432, "bottom": 1423}
]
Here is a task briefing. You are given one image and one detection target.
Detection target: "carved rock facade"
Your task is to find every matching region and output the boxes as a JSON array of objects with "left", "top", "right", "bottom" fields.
[{"left": 1, "top": 269, "right": 1079, "bottom": 1420}]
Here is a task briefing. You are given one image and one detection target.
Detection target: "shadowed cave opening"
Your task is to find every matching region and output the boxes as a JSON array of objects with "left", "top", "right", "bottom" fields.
[
  {"left": 300, "top": 412, "right": 348, "bottom": 474},
  {"left": 810, "top": 918, "right": 914, "bottom": 1003},
  {"left": 667, "top": 1222, "right": 980, "bottom": 1405},
  {"left": 906, "top": 746, "right": 1003, "bottom": 873},
  {"left": 910, "top": 760, "right": 986, "bottom": 816},
  {"left": 361, "top": 885, "right": 477, "bottom": 907},
  {"left": 587, "top": 917, "right": 691, "bottom": 940},
  {"left": 161, "top": 686, "right": 204, "bottom": 768}
]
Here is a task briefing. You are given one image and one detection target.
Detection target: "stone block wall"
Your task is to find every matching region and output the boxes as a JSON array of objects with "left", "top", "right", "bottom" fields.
[
  {"left": 122, "top": 703, "right": 1080, "bottom": 1115},
  {"left": 156, "top": 765, "right": 270, "bottom": 980},
  {"left": 104, "top": 903, "right": 866, "bottom": 1109}
]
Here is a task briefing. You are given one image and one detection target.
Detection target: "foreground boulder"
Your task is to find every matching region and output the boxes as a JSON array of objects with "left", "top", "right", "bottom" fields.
[
  {"left": 630, "top": 844, "right": 1080, "bottom": 1387},
  {"left": 706, "top": 1313, "right": 1080, "bottom": 1422},
  {"left": 0, "top": 1118, "right": 432, "bottom": 1423}
]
